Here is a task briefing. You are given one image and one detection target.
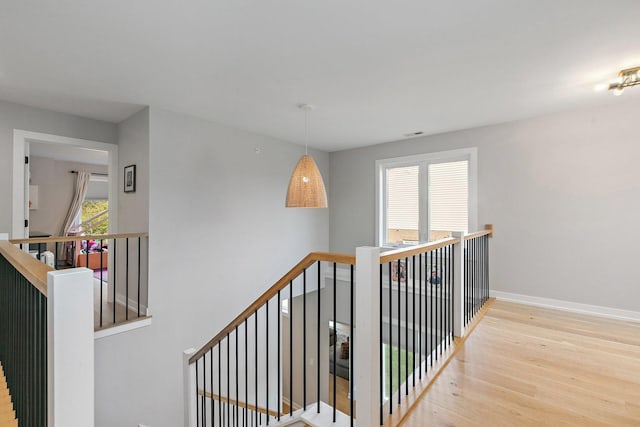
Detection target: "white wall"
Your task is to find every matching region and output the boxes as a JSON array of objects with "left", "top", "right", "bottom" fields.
[
  {"left": 117, "top": 107, "right": 149, "bottom": 233},
  {"left": 0, "top": 99, "right": 117, "bottom": 233},
  {"left": 329, "top": 99, "right": 640, "bottom": 312},
  {"left": 94, "top": 107, "right": 330, "bottom": 427},
  {"left": 29, "top": 157, "right": 108, "bottom": 237}
]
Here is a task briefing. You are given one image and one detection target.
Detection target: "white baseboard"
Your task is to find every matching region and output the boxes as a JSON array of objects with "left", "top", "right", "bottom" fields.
[
  {"left": 115, "top": 293, "right": 148, "bottom": 316},
  {"left": 282, "top": 397, "right": 302, "bottom": 411},
  {"left": 491, "top": 290, "right": 640, "bottom": 323}
]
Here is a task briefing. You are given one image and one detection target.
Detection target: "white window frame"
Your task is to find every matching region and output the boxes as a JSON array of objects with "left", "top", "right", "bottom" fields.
[{"left": 375, "top": 147, "right": 478, "bottom": 247}]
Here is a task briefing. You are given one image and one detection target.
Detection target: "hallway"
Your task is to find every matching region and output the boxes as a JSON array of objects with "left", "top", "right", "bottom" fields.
[{"left": 400, "top": 301, "right": 640, "bottom": 426}]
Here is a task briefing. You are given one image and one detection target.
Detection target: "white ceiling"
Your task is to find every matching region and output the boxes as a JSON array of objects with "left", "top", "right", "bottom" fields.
[{"left": 1, "top": 0, "right": 639, "bottom": 151}]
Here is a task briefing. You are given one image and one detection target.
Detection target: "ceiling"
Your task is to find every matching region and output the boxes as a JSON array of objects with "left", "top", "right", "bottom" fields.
[{"left": 1, "top": 0, "right": 639, "bottom": 151}]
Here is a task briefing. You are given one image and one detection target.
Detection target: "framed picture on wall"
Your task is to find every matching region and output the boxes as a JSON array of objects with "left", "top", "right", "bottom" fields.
[{"left": 124, "top": 165, "right": 136, "bottom": 193}]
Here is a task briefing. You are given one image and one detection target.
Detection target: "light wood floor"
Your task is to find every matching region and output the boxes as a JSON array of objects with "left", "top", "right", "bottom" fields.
[
  {"left": 329, "top": 373, "right": 353, "bottom": 416},
  {"left": 399, "top": 300, "right": 640, "bottom": 426},
  {"left": 0, "top": 363, "right": 17, "bottom": 427},
  {"left": 93, "top": 279, "right": 142, "bottom": 330}
]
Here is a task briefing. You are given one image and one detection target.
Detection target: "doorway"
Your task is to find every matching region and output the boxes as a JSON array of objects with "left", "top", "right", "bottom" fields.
[{"left": 12, "top": 130, "right": 118, "bottom": 239}]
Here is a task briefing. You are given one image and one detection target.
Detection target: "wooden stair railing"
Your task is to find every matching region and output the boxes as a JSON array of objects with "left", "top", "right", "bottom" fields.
[
  {"left": 11, "top": 232, "right": 150, "bottom": 331},
  {"left": 185, "top": 225, "right": 494, "bottom": 427},
  {"left": 189, "top": 251, "right": 356, "bottom": 363},
  {"left": 186, "top": 251, "right": 357, "bottom": 427}
]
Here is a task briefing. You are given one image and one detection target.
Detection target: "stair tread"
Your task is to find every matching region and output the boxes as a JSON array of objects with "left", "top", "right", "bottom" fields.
[{"left": 0, "top": 363, "right": 17, "bottom": 426}]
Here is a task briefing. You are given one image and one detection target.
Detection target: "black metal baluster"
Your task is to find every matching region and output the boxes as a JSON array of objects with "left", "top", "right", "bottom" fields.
[
  {"left": 404, "top": 257, "right": 409, "bottom": 396},
  {"left": 211, "top": 347, "right": 214, "bottom": 427},
  {"left": 388, "top": 261, "right": 393, "bottom": 413},
  {"left": 397, "top": 259, "right": 401, "bottom": 405},
  {"left": 303, "top": 268, "right": 307, "bottom": 411},
  {"left": 439, "top": 247, "right": 443, "bottom": 357},
  {"left": 486, "top": 235, "right": 490, "bottom": 304},
  {"left": 266, "top": 302, "right": 269, "bottom": 425},
  {"left": 99, "top": 239, "right": 104, "bottom": 327},
  {"left": 113, "top": 238, "right": 117, "bottom": 324},
  {"left": 412, "top": 255, "right": 416, "bottom": 387},
  {"left": 203, "top": 354, "right": 207, "bottom": 427},
  {"left": 419, "top": 253, "right": 423, "bottom": 379},
  {"left": 430, "top": 250, "right": 434, "bottom": 368},
  {"left": 245, "top": 319, "right": 248, "bottom": 427},
  {"left": 138, "top": 236, "right": 141, "bottom": 317},
  {"left": 255, "top": 311, "right": 258, "bottom": 427},
  {"left": 333, "top": 262, "right": 337, "bottom": 422},
  {"left": 196, "top": 357, "right": 201, "bottom": 427},
  {"left": 277, "top": 290, "right": 281, "bottom": 421},
  {"left": 379, "top": 263, "right": 383, "bottom": 425},
  {"left": 435, "top": 249, "right": 439, "bottom": 361},
  {"left": 349, "top": 264, "right": 354, "bottom": 425},
  {"left": 317, "top": 261, "right": 321, "bottom": 415},
  {"left": 236, "top": 326, "right": 239, "bottom": 427},
  {"left": 464, "top": 240, "right": 468, "bottom": 325},
  {"left": 447, "top": 246, "right": 451, "bottom": 346},
  {"left": 289, "top": 280, "right": 293, "bottom": 417},
  {"left": 85, "top": 239, "right": 89, "bottom": 270},
  {"left": 219, "top": 344, "right": 222, "bottom": 427},
  {"left": 227, "top": 334, "right": 231, "bottom": 427},
  {"left": 126, "top": 237, "right": 130, "bottom": 320}
]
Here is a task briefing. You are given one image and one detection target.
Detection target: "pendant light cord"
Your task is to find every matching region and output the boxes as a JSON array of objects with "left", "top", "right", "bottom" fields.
[{"left": 305, "top": 108, "right": 309, "bottom": 155}]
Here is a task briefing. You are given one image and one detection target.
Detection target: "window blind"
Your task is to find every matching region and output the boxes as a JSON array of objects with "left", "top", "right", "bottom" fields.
[
  {"left": 428, "top": 160, "right": 468, "bottom": 233},
  {"left": 386, "top": 165, "right": 419, "bottom": 230}
]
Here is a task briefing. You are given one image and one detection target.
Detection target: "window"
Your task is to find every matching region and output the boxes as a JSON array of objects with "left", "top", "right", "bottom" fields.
[{"left": 376, "top": 148, "right": 477, "bottom": 246}]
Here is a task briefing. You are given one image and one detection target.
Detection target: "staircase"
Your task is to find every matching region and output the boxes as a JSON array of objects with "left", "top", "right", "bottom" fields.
[{"left": 0, "top": 364, "right": 17, "bottom": 427}]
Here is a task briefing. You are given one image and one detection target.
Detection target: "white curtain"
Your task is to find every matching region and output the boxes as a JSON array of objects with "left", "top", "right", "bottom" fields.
[{"left": 60, "top": 171, "right": 91, "bottom": 236}]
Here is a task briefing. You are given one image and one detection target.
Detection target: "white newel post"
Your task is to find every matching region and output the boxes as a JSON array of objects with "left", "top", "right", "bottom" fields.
[
  {"left": 183, "top": 348, "right": 197, "bottom": 427},
  {"left": 355, "top": 246, "right": 381, "bottom": 427},
  {"left": 47, "top": 268, "right": 94, "bottom": 427},
  {"left": 452, "top": 232, "right": 465, "bottom": 338}
]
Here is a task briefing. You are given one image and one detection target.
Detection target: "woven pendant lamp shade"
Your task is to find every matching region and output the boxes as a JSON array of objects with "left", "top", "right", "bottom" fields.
[{"left": 286, "top": 154, "right": 328, "bottom": 208}]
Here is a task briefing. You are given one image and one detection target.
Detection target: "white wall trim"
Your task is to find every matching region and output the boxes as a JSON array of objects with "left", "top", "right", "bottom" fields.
[
  {"left": 12, "top": 129, "right": 118, "bottom": 238},
  {"left": 94, "top": 316, "right": 152, "bottom": 340},
  {"left": 491, "top": 290, "right": 640, "bottom": 323}
]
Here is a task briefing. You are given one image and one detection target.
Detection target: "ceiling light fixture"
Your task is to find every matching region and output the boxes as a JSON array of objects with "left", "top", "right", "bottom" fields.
[
  {"left": 285, "top": 104, "right": 328, "bottom": 208},
  {"left": 603, "top": 66, "right": 640, "bottom": 96}
]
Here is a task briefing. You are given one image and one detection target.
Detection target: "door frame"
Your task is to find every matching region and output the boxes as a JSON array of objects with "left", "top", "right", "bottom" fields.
[{"left": 12, "top": 129, "right": 119, "bottom": 239}]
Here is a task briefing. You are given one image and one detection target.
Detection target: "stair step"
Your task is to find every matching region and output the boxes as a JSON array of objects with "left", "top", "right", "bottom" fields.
[{"left": 0, "top": 362, "right": 18, "bottom": 426}]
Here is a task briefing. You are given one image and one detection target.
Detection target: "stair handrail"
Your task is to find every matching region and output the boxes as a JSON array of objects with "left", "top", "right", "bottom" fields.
[
  {"left": 189, "top": 251, "right": 355, "bottom": 364},
  {"left": 380, "top": 225, "right": 494, "bottom": 264},
  {"left": 0, "top": 240, "right": 51, "bottom": 295},
  {"left": 10, "top": 231, "right": 149, "bottom": 245}
]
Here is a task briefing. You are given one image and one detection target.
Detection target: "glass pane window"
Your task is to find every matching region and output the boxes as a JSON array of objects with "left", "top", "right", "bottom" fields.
[
  {"left": 377, "top": 149, "right": 476, "bottom": 246},
  {"left": 428, "top": 160, "right": 468, "bottom": 240},
  {"left": 386, "top": 165, "right": 420, "bottom": 245}
]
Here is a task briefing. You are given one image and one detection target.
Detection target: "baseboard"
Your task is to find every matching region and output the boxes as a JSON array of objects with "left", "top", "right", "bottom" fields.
[
  {"left": 490, "top": 290, "right": 640, "bottom": 323},
  {"left": 115, "top": 293, "right": 148, "bottom": 316},
  {"left": 281, "top": 397, "right": 302, "bottom": 411}
]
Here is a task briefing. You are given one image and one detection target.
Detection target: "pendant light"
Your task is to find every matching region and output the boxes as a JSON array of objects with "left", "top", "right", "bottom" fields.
[{"left": 285, "top": 104, "right": 328, "bottom": 208}]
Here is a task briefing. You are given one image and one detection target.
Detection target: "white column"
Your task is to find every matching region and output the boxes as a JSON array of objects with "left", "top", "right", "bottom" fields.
[
  {"left": 47, "top": 268, "right": 94, "bottom": 427},
  {"left": 183, "top": 348, "right": 197, "bottom": 427},
  {"left": 355, "top": 246, "right": 381, "bottom": 427},
  {"left": 453, "top": 232, "right": 466, "bottom": 338}
]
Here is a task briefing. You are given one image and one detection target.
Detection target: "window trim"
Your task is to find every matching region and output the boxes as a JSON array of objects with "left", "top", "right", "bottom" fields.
[{"left": 375, "top": 147, "right": 478, "bottom": 247}]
